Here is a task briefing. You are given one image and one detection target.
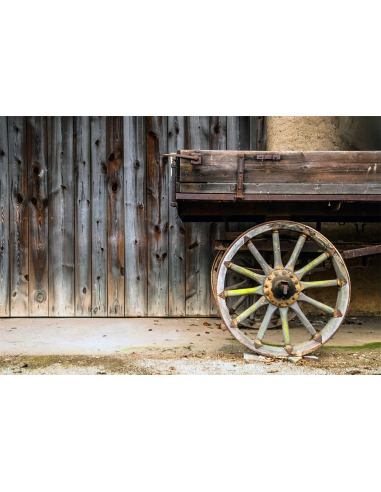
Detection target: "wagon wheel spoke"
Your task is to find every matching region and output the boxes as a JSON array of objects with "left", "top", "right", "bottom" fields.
[
  {"left": 224, "top": 261, "right": 265, "bottom": 284},
  {"left": 285, "top": 234, "right": 307, "bottom": 271},
  {"left": 225, "top": 279, "right": 250, "bottom": 291},
  {"left": 215, "top": 221, "right": 351, "bottom": 358},
  {"left": 230, "top": 294, "right": 249, "bottom": 314},
  {"left": 244, "top": 237, "right": 272, "bottom": 275},
  {"left": 295, "top": 252, "right": 329, "bottom": 279},
  {"left": 255, "top": 304, "right": 278, "bottom": 346},
  {"left": 290, "top": 301, "right": 322, "bottom": 342},
  {"left": 272, "top": 230, "right": 283, "bottom": 269},
  {"left": 231, "top": 296, "right": 268, "bottom": 326},
  {"left": 298, "top": 292, "right": 342, "bottom": 317},
  {"left": 219, "top": 285, "right": 263, "bottom": 299},
  {"left": 301, "top": 278, "right": 346, "bottom": 291},
  {"left": 279, "top": 307, "right": 293, "bottom": 354}
]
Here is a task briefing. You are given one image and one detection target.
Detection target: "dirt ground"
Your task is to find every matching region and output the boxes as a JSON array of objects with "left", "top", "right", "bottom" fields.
[
  {"left": 1, "top": 344, "right": 380, "bottom": 376},
  {"left": 1, "top": 316, "right": 380, "bottom": 375}
]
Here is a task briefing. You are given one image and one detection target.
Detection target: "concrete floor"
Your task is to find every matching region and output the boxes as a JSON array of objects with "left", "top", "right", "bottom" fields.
[{"left": 0, "top": 316, "right": 380, "bottom": 356}]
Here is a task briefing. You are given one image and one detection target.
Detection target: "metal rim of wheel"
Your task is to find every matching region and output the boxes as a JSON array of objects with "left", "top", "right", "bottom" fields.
[
  {"left": 216, "top": 220, "right": 351, "bottom": 358},
  {"left": 211, "top": 250, "right": 296, "bottom": 329}
]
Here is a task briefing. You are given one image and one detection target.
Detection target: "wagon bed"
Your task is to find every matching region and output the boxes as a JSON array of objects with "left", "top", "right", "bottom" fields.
[
  {"left": 169, "top": 150, "right": 381, "bottom": 358},
  {"left": 172, "top": 150, "right": 381, "bottom": 222}
]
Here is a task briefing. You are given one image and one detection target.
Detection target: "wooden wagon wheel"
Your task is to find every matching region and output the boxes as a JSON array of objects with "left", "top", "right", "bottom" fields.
[
  {"left": 211, "top": 250, "right": 296, "bottom": 329},
  {"left": 216, "top": 221, "right": 351, "bottom": 358}
]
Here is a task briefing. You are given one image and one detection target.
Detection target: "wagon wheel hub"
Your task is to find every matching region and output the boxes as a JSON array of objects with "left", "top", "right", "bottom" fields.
[{"left": 264, "top": 270, "right": 300, "bottom": 307}]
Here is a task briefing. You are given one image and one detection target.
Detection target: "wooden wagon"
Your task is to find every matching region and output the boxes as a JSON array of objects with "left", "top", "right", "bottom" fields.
[{"left": 170, "top": 150, "right": 381, "bottom": 358}]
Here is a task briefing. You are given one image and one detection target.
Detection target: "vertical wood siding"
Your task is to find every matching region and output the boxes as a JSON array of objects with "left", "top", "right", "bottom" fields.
[
  {"left": 74, "top": 116, "right": 91, "bottom": 316},
  {"left": 91, "top": 116, "right": 107, "bottom": 316},
  {"left": 9, "top": 117, "right": 29, "bottom": 316},
  {"left": 27, "top": 116, "right": 49, "bottom": 315},
  {"left": 124, "top": 116, "right": 148, "bottom": 316},
  {"left": 48, "top": 117, "right": 75, "bottom": 316},
  {"left": 0, "top": 117, "right": 10, "bottom": 316},
  {"left": 0, "top": 116, "right": 262, "bottom": 317}
]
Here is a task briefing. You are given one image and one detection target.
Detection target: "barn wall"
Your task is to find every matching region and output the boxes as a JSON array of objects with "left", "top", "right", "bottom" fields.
[{"left": 0, "top": 116, "right": 262, "bottom": 317}]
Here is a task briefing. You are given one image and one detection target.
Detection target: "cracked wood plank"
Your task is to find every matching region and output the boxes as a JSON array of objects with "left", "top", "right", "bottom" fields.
[
  {"left": 27, "top": 117, "right": 49, "bottom": 315},
  {"left": 147, "top": 116, "right": 169, "bottom": 316}
]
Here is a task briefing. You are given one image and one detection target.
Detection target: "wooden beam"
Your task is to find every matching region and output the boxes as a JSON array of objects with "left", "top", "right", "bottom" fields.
[
  {"left": 179, "top": 150, "right": 381, "bottom": 184},
  {"left": 179, "top": 183, "right": 381, "bottom": 195}
]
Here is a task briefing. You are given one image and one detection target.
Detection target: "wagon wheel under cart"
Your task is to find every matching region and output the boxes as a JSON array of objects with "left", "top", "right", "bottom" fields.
[
  {"left": 211, "top": 251, "right": 296, "bottom": 329},
  {"left": 215, "top": 221, "right": 351, "bottom": 358}
]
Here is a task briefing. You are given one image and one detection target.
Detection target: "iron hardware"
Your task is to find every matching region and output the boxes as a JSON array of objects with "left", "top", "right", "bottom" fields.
[
  {"left": 256, "top": 154, "right": 281, "bottom": 161},
  {"left": 165, "top": 153, "right": 202, "bottom": 165},
  {"left": 235, "top": 154, "right": 245, "bottom": 200}
]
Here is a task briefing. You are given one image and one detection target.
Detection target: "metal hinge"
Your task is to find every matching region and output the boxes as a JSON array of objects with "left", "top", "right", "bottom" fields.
[
  {"left": 256, "top": 154, "right": 281, "bottom": 161},
  {"left": 164, "top": 153, "right": 202, "bottom": 165},
  {"left": 235, "top": 154, "right": 245, "bottom": 200}
]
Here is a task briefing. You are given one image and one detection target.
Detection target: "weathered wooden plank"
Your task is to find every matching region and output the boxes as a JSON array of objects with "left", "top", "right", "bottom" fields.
[
  {"left": 146, "top": 116, "right": 169, "bottom": 316},
  {"left": 74, "top": 117, "right": 91, "bottom": 316},
  {"left": 168, "top": 116, "right": 186, "bottom": 316},
  {"left": 209, "top": 117, "right": 227, "bottom": 315},
  {"left": 106, "top": 117, "right": 124, "bottom": 316},
  {"left": 249, "top": 116, "right": 263, "bottom": 150},
  {"left": 185, "top": 116, "right": 211, "bottom": 315},
  {"left": 91, "top": 117, "right": 107, "bottom": 316},
  {"left": 27, "top": 117, "right": 49, "bottom": 315},
  {"left": 124, "top": 116, "right": 148, "bottom": 316},
  {"left": 179, "top": 182, "right": 381, "bottom": 195},
  {"left": 179, "top": 151, "right": 381, "bottom": 183},
  {"left": 226, "top": 117, "right": 251, "bottom": 314},
  {"left": 177, "top": 192, "right": 381, "bottom": 202},
  {"left": 8, "top": 117, "right": 28, "bottom": 316},
  {"left": 0, "top": 117, "right": 10, "bottom": 316},
  {"left": 48, "top": 117, "right": 75, "bottom": 316}
]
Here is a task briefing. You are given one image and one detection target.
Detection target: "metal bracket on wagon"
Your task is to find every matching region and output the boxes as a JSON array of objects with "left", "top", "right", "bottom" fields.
[{"left": 164, "top": 153, "right": 202, "bottom": 165}]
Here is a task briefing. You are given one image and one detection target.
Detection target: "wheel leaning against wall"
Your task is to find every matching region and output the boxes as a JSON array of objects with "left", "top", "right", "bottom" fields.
[{"left": 215, "top": 221, "right": 351, "bottom": 358}]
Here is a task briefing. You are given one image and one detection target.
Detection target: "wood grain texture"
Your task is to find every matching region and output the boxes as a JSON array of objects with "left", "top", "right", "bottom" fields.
[
  {"left": 146, "top": 116, "right": 169, "bottom": 316},
  {"left": 168, "top": 116, "right": 186, "bottom": 316},
  {"left": 179, "top": 151, "right": 381, "bottom": 184},
  {"left": 91, "top": 117, "right": 107, "bottom": 316},
  {"left": 74, "top": 117, "right": 91, "bottom": 316},
  {"left": 226, "top": 117, "right": 252, "bottom": 313},
  {"left": 27, "top": 117, "right": 49, "bottom": 315},
  {"left": 209, "top": 117, "right": 227, "bottom": 314},
  {"left": 48, "top": 117, "right": 75, "bottom": 316},
  {"left": 8, "top": 117, "right": 29, "bottom": 316},
  {"left": 124, "top": 116, "right": 148, "bottom": 316},
  {"left": 179, "top": 182, "right": 381, "bottom": 194},
  {"left": 185, "top": 116, "right": 210, "bottom": 315},
  {"left": 106, "top": 117, "right": 124, "bottom": 316},
  {"left": 0, "top": 117, "right": 10, "bottom": 316}
]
